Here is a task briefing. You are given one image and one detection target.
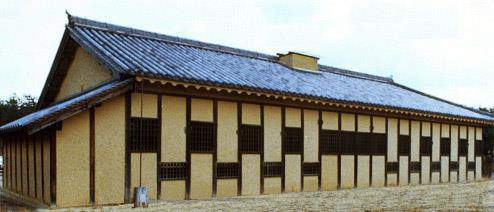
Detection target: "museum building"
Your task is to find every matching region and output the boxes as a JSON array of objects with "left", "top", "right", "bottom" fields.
[{"left": 0, "top": 15, "right": 493, "bottom": 208}]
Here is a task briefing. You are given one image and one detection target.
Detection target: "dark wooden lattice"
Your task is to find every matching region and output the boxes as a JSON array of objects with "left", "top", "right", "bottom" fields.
[
  {"left": 450, "top": 161, "right": 459, "bottom": 171},
  {"left": 398, "top": 135, "right": 410, "bottom": 156},
  {"left": 440, "top": 138, "right": 451, "bottom": 156},
  {"left": 217, "top": 163, "right": 239, "bottom": 179},
  {"left": 420, "top": 137, "right": 432, "bottom": 156},
  {"left": 475, "top": 140, "right": 482, "bottom": 155},
  {"left": 339, "top": 131, "right": 355, "bottom": 154},
  {"left": 458, "top": 139, "right": 468, "bottom": 156},
  {"left": 371, "top": 133, "right": 387, "bottom": 155},
  {"left": 130, "top": 117, "right": 160, "bottom": 152},
  {"left": 303, "top": 163, "right": 320, "bottom": 176},
  {"left": 431, "top": 162, "right": 441, "bottom": 172},
  {"left": 188, "top": 121, "right": 215, "bottom": 152},
  {"left": 410, "top": 162, "right": 421, "bottom": 173},
  {"left": 320, "top": 130, "right": 339, "bottom": 154},
  {"left": 263, "top": 162, "right": 282, "bottom": 177},
  {"left": 386, "top": 162, "right": 399, "bottom": 173},
  {"left": 283, "top": 127, "right": 303, "bottom": 154},
  {"left": 355, "top": 133, "right": 370, "bottom": 154},
  {"left": 467, "top": 162, "right": 476, "bottom": 171},
  {"left": 160, "top": 162, "right": 186, "bottom": 180},
  {"left": 239, "top": 125, "right": 262, "bottom": 153}
]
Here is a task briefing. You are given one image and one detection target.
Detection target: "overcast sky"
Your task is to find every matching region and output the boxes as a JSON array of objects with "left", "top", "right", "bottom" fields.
[{"left": 1, "top": 0, "right": 493, "bottom": 107}]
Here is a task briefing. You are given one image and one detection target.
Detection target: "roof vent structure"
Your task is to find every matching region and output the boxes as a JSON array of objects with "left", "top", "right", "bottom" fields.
[{"left": 278, "top": 52, "right": 319, "bottom": 73}]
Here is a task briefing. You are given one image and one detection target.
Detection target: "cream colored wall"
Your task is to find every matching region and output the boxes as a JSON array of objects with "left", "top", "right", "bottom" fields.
[
  {"left": 304, "top": 110, "right": 318, "bottom": 162},
  {"left": 263, "top": 177, "right": 281, "bottom": 194},
  {"left": 388, "top": 118, "right": 398, "bottom": 162},
  {"left": 341, "top": 155, "right": 354, "bottom": 189},
  {"left": 410, "top": 173, "right": 420, "bottom": 185},
  {"left": 460, "top": 126, "right": 467, "bottom": 139},
  {"left": 451, "top": 125, "right": 458, "bottom": 161},
  {"left": 242, "top": 103, "right": 261, "bottom": 125},
  {"left": 373, "top": 117, "right": 386, "bottom": 133},
  {"left": 56, "top": 111, "right": 90, "bottom": 207},
  {"left": 422, "top": 122, "right": 431, "bottom": 136},
  {"left": 130, "top": 153, "right": 157, "bottom": 200},
  {"left": 357, "top": 155, "right": 370, "bottom": 188},
  {"left": 216, "top": 179, "right": 237, "bottom": 197},
  {"left": 431, "top": 172, "right": 440, "bottom": 184},
  {"left": 242, "top": 154, "right": 260, "bottom": 196},
  {"left": 400, "top": 119, "right": 409, "bottom": 135},
  {"left": 285, "top": 155, "right": 301, "bottom": 192},
  {"left": 54, "top": 47, "right": 112, "bottom": 101},
  {"left": 190, "top": 154, "right": 212, "bottom": 199},
  {"left": 387, "top": 174, "right": 398, "bottom": 186},
  {"left": 468, "top": 127, "right": 475, "bottom": 162},
  {"left": 43, "top": 137, "right": 51, "bottom": 204},
  {"left": 441, "top": 124, "right": 450, "bottom": 137},
  {"left": 279, "top": 53, "right": 319, "bottom": 72},
  {"left": 162, "top": 96, "right": 187, "bottom": 162},
  {"left": 95, "top": 96, "right": 125, "bottom": 205},
  {"left": 421, "top": 156, "right": 430, "bottom": 184},
  {"left": 161, "top": 181, "right": 185, "bottom": 200},
  {"left": 476, "top": 157, "right": 482, "bottom": 180},
  {"left": 411, "top": 121, "right": 420, "bottom": 161},
  {"left": 476, "top": 128, "right": 483, "bottom": 140},
  {"left": 432, "top": 123, "right": 440, "bottom": 162},
  {"left": 321, "top": 155, "right": 338, "bottom": 190},
  {"left": 459, "top": 157, "right": 466, "bottom": 182},
  {"left": 264, "top": 106, "right": 281, "bottom": 162},
  {"left": 131, "top": 93, "right": 157, "bottom": 118},
  {"left": 450, "top": 171, "right": 458, "bottom": 183},
  {"left": 467, "top": 171, "right": 474, "bottom": 181},
  {"left": 322, "top": 111, "right": 338, "bottom": 130},
  {"left": 441, "top": 156, "right": 449, "bottom": 183},
  {"left": 191, "top": 98, "right": 213, "bottom": 122},
  {"left": 217, "top": 101, "right": 238, "bottom": 162},
  {"left": 341, "top": 113, "right": 355, "bottom": 131},
  {"left": 358, "top": 115, "right": 371, "bottom": 132},
  {"left": 285, "top": 108, "right": 301, "bottom": 128},
  {"left": 399, "top": 156, "right": 408, "bottom": 185},
  {"left": 372, "top": 156, "right": 385, "bottom": 187},
  {"left": 303, "top": 176, "right": 318, "bottom": 192}
]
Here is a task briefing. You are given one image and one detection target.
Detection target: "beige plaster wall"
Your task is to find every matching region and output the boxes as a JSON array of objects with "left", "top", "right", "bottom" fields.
[
  {"left": 357, "top": 115, "right": 371, "bottom": 132},
  {"left": 217, "top": 101, "right": 237, "bottom": 162},
  {"left": 459, "top": 157, "right": 467, "bottom": 182},
  {"left": 373, "top": 116, "right": 386, "bottom": 133},
  {"left": 432, "top": 123, "right": 440, "bottom": 162},
  {"left": 131, "top": 93, "right": 157, "bottom": 118},
  {"left": 441, "top": 124, "right": 450, "bottom": 137},
  {"left": 161, "top": 181, "right": 185, "bottom": 200},
  {"left": 468, "top": 127, "right": 475, "bottom": 162},
  {"left": 399, "top": 156, "right": 408, "bottom": 185},
  {"left": 388, "top": 118, "right": 398, "bottom": 162},
  {"left": 451, "top": 125, "right": 458, "bottom": 161},
  {"left": 476, "top": 128, "right": 483, "bottom": 140},
  {"left": 216, "top": 179, "right": 237, "bottom": 197},
  {"left": 191, "top": 98, "right": 213, "bottom": 122},
  {"left": 400, "top": 119, "right": 409, "bottom": 135},
  {"left": 242, "top": 103, "right": 261, "bottom": 125},
  {"left": 264, "top": 106, "right": 282, "bottom": 162},
  {"left": 357, "top": 155, "right": 370, "bottom": 188},
  {"left": 162, "top": 96, "right": 186, "bottom": 162},
  {"left": 421, "top": 156, "right": 430, "bottom": 184},
  {"left": 285, "top": 154, "right": 301, "bottom": 192},
  {"left": 322, "top": 111, "right": 338, "bottom": 130},
  {"left": 321, "top": 155, "right": 338, "bottom": 190},
  {"left": 303, "top": 176, "right": 318, "bottom": 192},
  {"left": 476, "top": 157, "right": 482, "bottom": 180},
  {"left": 341, "top": 113, "right": 355, "bottom": 131},
  {"left": 263, "top": 177, "right": 281, "bottom": 194},
  {"left": 242, "top": 154, "right": 260, "bottom": 196},
  {"left": 410, "top": 173, "right": 420, "bottom": 185},
  {"left": 130, "top": 153, "right": 157, "bottom": 200},
  {"left": 340, "top": 155, "right": 354, "bottom": 189},
  {"left": 441, "top": 156, "right": 449, "bottom": 183},
  {"left": 304, "top": 109, "right": 318, "bottom": 162},
  {"left": 190, "top": 154, "right": 212, "bottom": 199},
  {"left": 422, "top": 122, "right": 431, "bottom": 137},
  {"left": 285, "top": 108, "right": 301, "bottom": 128},
  {"left": 371, "top": 156, "right": 385, "bottom": 187},
  {"left": 411, "top": 121, "right": 420, "bottom": 162}
]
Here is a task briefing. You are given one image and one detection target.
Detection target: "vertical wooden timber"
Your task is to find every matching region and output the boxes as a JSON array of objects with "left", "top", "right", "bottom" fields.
[
  {"left": 369, "top": 116, "right": 373, "bottom": 187},
  {"left": 397, "top": 119, "right": 400, "bottom": 185},
  {"left": 354, "top": 114, "right": 358, "bottom": 187},
  {"left": 89, "top": 107, "right": 95, "bottom": 205},
  {"left": 185, "top": 97, "right": 191, "bottom": 199},
  {"left": 419, "top": 121, "right": 422, "bottom": 184},
  {"left": 212, "top": 100, "right": 218, "bottom": 196},
  {"left": 408, "top": 120, "right": 411, "bottom": 184},
  {"left": 337, "top": 112, "right": 341, "bottom": 189},
  {"left": 124, "top": 93, "right": 131, "bottom": 203},
  {"left": 50, "top": 129, "right": 57, "bottom": 207},
  {"left": 156, "top": 95, "right": 162, "bottom": 199},
  {"left": 260, "top": 104, "right": 265, "bottom": 194},
  {"left": 281, "top": 107, "right": 285, "bottom": 192},
  {"left": 237, "top": 102, "right": 242, "bottom": 196},
  {"left": 317, "top": 110, "right": 322, "bottom": 190},
  {"left": 384, "top": 117, "right": 388, "bottom": 186},
  {"left": 300, "top": 109, "right": 304, "bottom": 191}
]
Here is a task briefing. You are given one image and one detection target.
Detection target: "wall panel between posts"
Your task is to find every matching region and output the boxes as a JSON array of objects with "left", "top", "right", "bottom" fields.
[
  {"left": 242, "top": 154, "right": 260, "bottom": 195},
  {"left": 242, "top": 103, "right": 261, "bottom": 125},
  {"left": 161, "top": 181, "right": 186, "bottom": 200},
  {"left": 131, "top": 93, "right": 158, "bottom": 118},
  {"left": 387, "top": 118, "right": 398, "bottom": 186},
  {"left": 190, "top": 154, "right": 212, "bottom": 199},
  {"left": 95, "top": 96, "right": 125, "bottom": 205},
  {"left": 321, "top": 155, "right": 338, "bottom": 190},
  {"left": 357, "top": 115, "right": 370, "bottom": 188},
  {"left": 372, "top": 116, "right": 385, "bottom": 187},
  {"left": 35, "top": 138, "right": 43, "bottom": 201},
  {"left": 28, "top": 138, "right": 35, "bottom": 198},
  {"left": 467, "top": 127, "right": 475, "bottom": 181},
  {"left": 264, "top": 178, "right": 281, "bottom": 194},
  {"left": 450, "top": 125, "right": 459, "bottom": 182},
  {"left": 399, "top": 119, "right": 409, "bottom": 185},
  {"left": 399, "top": 156, "right": 408, "bottom": 185},
  {"left": 476, "top": 127, "right": 483, "bottom": 181},
  {"left": 130, "top": 153, "right": 157, "bottom": 200},
  {"left": 322, "top": 112, "right": 338, "bottom": 130},
  {"left": 216, "top": 179, "right": 237, "bottom": 197},
  {"left": 263, "top": 106, "right": 282, "bottom": 194},
  {"left": 421, "top": 122, "right": 431, "bottom": 184},
  {"left": 217, "top": 101, "right": 237, "bottom": 163},
  {"left": 285, "top": 155, "right": 301, "bottom": 192},
  {"left": 341, "top": 113, "right": 355, "bottom": 189},
  {"left": 56, "top": 111, "right": 90, "bottom": 207},
  {"left": 162, "top": 96, "right": 187, "bottom": 162},
  {"left": 441, "top": 124, "right": 450, "bottom": 183},
  {"left": 43, "top": 135, "right": 51, "bottom": 205},
  {"left": 303, "top": 109, "right": 318, "bottom": 191},
  {"left": 459, "top": 126, "right": 467, "bottom": 182},
  {"left": 431, "top": 123, "right": 440, "bottom": 184}
]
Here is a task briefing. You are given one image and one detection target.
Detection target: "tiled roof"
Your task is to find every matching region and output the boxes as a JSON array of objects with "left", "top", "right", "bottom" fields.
[
  {"left": 0, "top": 79, "right": 133, "bottom": 134},
  {"left": 65, "top": 15, "right": 493, "bottom": 122}
]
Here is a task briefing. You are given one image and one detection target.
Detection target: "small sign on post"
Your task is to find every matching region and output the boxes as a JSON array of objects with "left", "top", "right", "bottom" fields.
[{"left": 134, "top": 187, "right": 148, "bottom": 207}]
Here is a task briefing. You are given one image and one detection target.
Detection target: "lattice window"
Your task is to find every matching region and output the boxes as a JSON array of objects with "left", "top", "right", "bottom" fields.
[
  {"left": 130, "top": 118, "right": 160, "bottom": 152},
  {"left": 340, "top": 131, "right": 355, "bottom": 154},
  {"left": 467, "top": 162, "right": 476, "bottom": 171},
  {"left": 420, "top": 137, "right": 432, "bottom": 156},
  {"left": 371, "top": 133, "right": 387, "bottom": 155},
  {"left": 398, "top": 135, "right": 410, "bottom": 156},
  {"left": 160, "top": 162, "right": 186, "bottom": 180},
  {"left": 450, "top": 161, "right": 459, "bottom": 171},
  {"left": 386, "top": 162, "right": 399, "bottom": 173},
  {"left": 410, "top": 162, "right": 421, "bottom": 173},
  {"left": 188, "top": 121, "right": 215, "bottom": 152},
  {"left": 440, "top": 138, "right": 451, "bottom": 156},
  {"left": 239, "top": 125, "right": 262, "bottom": 153},
  {"left": 431, "top": 162, "right": 441, "bottom": 172},
  {"left": 320, "top": 130, "right": 339, "bottom": 154},
  {"left": 458, "top": 139, "right": 468, "bottom": 156},
  {"left": 217, "top": 163, "right": 239, "bottom": 179},
  {"left": 475, "top": 140, "right": 482, "bottom": 156},
  {"left": 284, "top": 127, "right": 303, "bottom": 154},
  {"left": 355, "top": 133, "right": 371, "bottom": 154},
  {"left": 263, "top": 162, "right": 282, "bottom": 177},
  {"left": 303, "top": 163, "right": 320, "bottom": 176}
]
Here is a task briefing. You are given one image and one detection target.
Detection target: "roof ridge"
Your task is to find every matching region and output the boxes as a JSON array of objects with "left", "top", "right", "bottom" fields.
[{"left": 67, "top": 14, "right": 396, "bottom": 83}]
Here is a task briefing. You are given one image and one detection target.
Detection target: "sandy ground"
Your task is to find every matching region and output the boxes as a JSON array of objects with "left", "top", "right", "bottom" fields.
[{"left": 3, "top": 180, "right": 494, "bottom": 211}]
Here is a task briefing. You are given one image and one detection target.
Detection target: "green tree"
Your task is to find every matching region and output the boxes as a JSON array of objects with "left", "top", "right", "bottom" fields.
[{"left": 0, "top": 94, "right": 38, "bottom": 125}]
